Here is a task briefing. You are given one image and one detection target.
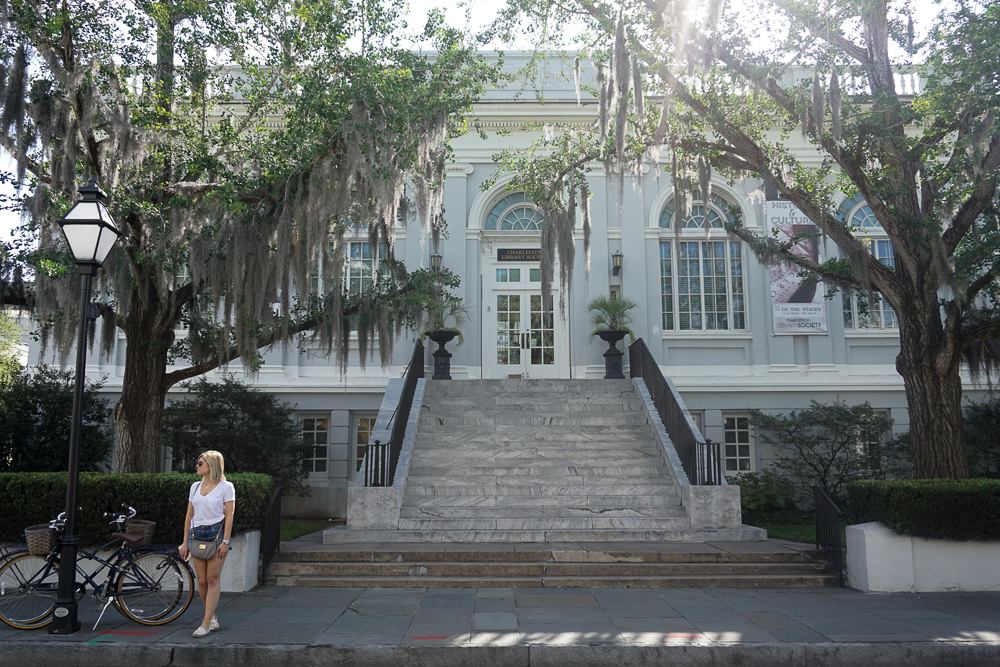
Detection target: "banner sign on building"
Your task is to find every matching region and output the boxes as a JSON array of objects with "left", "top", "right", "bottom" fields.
[
  {"left": 766, "top": 200, "right": 828, "bottom": 335},
  {"left": 497, "top": 248, "right": 542, "bottom": 262}
]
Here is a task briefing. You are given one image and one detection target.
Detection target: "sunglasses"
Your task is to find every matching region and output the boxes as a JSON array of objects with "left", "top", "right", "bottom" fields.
[{"left": 196, "top": 460, "right": 205, "bottom": 467}]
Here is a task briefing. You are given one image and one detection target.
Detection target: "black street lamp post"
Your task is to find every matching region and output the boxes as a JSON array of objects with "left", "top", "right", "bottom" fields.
[{"left": 49, "top": 176, "right": 121, "bottom": 635}]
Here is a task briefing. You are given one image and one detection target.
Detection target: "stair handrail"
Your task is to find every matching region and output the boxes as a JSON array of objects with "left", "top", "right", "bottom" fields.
[
  {"left": 359, "top": 339, "right": 425, "bottom": 487},
  {"left": 628, "top": 337, "right": 724, "bottom": 486},
  {"left": 259, "top": 485, "right": 282, "bottom": 585},
  {"left": 813, "top": 485, "right": 846, "bottom": 587}
]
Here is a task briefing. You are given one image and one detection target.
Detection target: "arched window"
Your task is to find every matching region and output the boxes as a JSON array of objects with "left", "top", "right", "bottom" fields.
[
  {"left": 838, "top": 195, "right": 896, "bottom": 330},
  {"left": 485, "top": 192, "right": 544, "bottom": 231},
  {"left": 657, "top": 190, "right": 747, "bottom": 332},
  {"left": 838, "top": 193, "right": 883, "bottom": 229},
  {"left": 659, "top": 191, "right": 738, "bottom": 230}
]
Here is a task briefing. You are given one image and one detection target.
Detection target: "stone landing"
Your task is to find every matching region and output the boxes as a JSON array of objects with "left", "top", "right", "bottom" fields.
[{"left": 330, "top": 379, "right": 762, "bottom": 544}]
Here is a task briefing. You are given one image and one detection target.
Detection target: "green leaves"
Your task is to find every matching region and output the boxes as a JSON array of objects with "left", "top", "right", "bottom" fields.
[
  {"left": 0, "top": 365, "right": 113, "bottom": 473},
  {"left": 0, "top": 471, "right": 274, "bottom": 544},
  {"left": 849, "top": 479, "right": 1000, "bottom": 542},
  {"left": 161, "top": 376, "right": 310, "bottom": 496}
]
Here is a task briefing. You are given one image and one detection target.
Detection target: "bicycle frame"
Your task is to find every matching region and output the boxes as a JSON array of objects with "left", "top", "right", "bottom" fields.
[{"left": 17, "top": 533, "right": 187, "bottom": 629}]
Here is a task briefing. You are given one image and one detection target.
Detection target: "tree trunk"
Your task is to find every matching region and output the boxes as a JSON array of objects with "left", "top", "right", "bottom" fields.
[
  {"left": 114, "top": 315, "right": 175, "bottom": 473},
  {"left": 896, "top": 327, "right": 970, "bottom": 480}
]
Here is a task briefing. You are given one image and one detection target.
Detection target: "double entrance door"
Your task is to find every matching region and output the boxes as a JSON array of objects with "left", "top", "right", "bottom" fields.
[{"left": 484, "top": 264, "right": 569, "bottom": 379}]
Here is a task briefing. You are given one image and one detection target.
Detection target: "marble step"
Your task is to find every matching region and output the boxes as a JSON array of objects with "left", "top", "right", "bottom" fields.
[
  {"left": 403, "top": 475, "right": 674, "bottom": 487},
  {"left": 322, "top": 526, "right": 768, "bottom": 543},
  {"left": 418, "top": 414, "right": 650, "bottom": 427},
  {"left": 411, "top": 448, "right": 664, "bottom": 460},
  {"left": 413, "top": 438, "right": 657, "bottom": 450},
  {"left": 273, "top": 546, "right": 826, "bottom": 565},
  {"left": 399, "top": 505, "right": 685, "bottom": 519},
  {"left": 403, "top": 484, "right": 677, "bottom": 497},
  {"left": 424, "top": 379, "right": 634, "bottom": 393},
  {"left": 406, "top": 465, "right": 671, "bottom": 477},
  {"left": 402, "top": 494, "right": 683, "bottom": 508},
  {"left": 423, "top": 401, "right": 646, "bottom": 412},
  {"left": 268, "top": 560, "right": 833, "bottom": 578},
  {"left": 408, "top": 457, "right": 665, "bottom": 469},
  {"left": 415, "top": 426, "right": 655, "bottom": 438},
  {"left": 269, "top": 573, "right": 838, "bottom": 588},
  {"left": 396, "top": 517, "right": 691, "bottom": 530}
]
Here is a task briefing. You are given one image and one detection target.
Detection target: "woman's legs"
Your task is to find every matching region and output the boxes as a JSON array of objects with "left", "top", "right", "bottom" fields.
[
  {"left": 192, "top": 556, "right": 209, "bottom": 611},
  {"left": 199, "top": 553, "right": 226, "bottom": 629}
]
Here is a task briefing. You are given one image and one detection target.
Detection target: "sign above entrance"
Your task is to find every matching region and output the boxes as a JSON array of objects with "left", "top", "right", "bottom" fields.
[{"left": 498, "top": 248, "right": 541, "bottom": 262}]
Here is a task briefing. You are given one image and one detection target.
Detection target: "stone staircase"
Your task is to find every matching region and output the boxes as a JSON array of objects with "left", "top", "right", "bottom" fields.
[
  {"left": 324, "top": 379, "right": 761, "bottom": 543},
  {"left": 278, "top": 379, "right": 839, "bottom": 588},
  {"left": 267, "top": 538, "right": 841, "bottom": 588}
]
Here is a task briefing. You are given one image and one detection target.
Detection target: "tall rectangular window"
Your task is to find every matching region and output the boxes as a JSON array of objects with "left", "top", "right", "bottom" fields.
[
  {"left": 661, "top": 241, "right": 746, "bottom": 331},
  {"left": 723, "top": 414, "right": 753, "bottom": 474},
  {"left": 347, "top": 242, "right": 376, "bottom": 295},
  {"left": 310, "top": 241, "right": 385, "bottom": 300},
  {"left": 352, "top": 413, "right": 378, "bottom": 476},
  {"left": 842, "top": 240, "right": 898, "bottom": 330},
  {"left": 300, "top": 416, "right": 329, "bottom": 474}
]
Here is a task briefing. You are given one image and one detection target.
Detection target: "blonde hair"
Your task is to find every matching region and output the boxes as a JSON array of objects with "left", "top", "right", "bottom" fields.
[{"left": 199, "top": 450, "right": 225, "bottom": 484}]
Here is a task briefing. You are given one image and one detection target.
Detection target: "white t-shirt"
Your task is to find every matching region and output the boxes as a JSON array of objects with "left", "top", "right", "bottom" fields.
[{"left": 188, "top": 479, "right": 236, "bottom": 527}]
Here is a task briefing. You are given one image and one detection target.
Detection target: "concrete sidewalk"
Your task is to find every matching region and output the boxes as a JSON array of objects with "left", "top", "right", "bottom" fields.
[{"left": 3, "top": 580, "right": 1000, "bottom": 666}]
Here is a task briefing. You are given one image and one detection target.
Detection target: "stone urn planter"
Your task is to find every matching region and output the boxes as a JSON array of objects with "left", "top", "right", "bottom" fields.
[
  {"left": 588, "top": 294, "right": 637, "bottom": 380},
  {"left": 597, "top": 329, "right": 628, "bottom": 379},
  {"left": 426, "top": 329, "right": 459, "bottom": 380}
]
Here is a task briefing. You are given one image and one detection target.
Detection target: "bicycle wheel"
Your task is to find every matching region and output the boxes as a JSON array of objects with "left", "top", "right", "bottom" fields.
[
  {"left": 0, "top": 553, "right": 59, "bottom": 629},
  {"left": 114, "top": 551, "right": 194, "bottom": 625}
]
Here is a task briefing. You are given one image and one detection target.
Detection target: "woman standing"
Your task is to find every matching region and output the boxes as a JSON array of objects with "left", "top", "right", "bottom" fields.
[{"left": 179, "top": 450, "right": 235, "bottom": 638}]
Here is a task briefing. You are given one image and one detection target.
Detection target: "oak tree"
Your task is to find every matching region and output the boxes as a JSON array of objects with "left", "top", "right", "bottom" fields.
[
  {"left": 491, "top": 0, "right": 1000, "bottom": 478},
  {"left": 0, "top": 0, "right": 499, "bottom": 471}
]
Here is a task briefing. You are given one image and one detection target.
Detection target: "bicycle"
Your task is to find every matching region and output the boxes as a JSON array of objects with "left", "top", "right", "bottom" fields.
[{"left": 0, "top": 506, "right": 195, "bottom": 630}]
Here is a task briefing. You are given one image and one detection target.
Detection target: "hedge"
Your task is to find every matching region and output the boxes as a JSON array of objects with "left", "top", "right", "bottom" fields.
[
  {"left": 848, "top": 479, "right": 1000, "bottom": 542},
  {"left": 0, "top": 473, "right": 274, "bottom": 547}
]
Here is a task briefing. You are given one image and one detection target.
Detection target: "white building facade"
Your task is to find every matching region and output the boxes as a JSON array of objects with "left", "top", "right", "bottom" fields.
[{"left": 28, "top": 56, "right": 984, "bottom": 517}]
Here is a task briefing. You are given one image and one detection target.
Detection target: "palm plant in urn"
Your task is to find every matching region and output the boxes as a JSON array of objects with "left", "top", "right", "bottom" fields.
[
  {"left": 423, "top": 297, "right": 471, "bottom": 380},
  {"left": 587, "top": 294, "right": 638, "bottom": 379}
]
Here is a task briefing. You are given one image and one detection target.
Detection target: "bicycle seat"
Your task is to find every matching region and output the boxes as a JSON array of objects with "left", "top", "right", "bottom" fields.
[{"left": 112, "top": 532, "right": 145, "bottom": 546}]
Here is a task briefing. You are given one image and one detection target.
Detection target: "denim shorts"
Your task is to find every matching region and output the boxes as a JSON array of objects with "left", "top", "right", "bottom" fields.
[{"left": 190, "top": 520, "right": 224, "bottom": 545}]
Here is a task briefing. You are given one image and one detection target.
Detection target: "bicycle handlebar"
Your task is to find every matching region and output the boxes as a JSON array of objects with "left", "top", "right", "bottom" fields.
[{"left": 102, "top": 505, "right": 137, "bottom": 525}]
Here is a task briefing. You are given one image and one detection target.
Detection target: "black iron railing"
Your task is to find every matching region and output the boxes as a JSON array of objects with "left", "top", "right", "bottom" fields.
[
  {"left": 259, "top": 485, "right": 282, "bottom": 584},
  {"left": 813, "top": 485, "right": 845, "bottom": 587},
  {"left": 362, "top": 339, "right": 424, "bottom": 487},
  {"left": 629, "top": 337, "right": 723, "bottom": 485}
]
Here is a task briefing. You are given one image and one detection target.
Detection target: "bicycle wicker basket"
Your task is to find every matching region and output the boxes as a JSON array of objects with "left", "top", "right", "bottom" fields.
[
  {"left": 24, "top": 524, "right": 54, "bottom": 556},
  {"left": 124, "top": 519, "right": 156, "bottom": 548}
]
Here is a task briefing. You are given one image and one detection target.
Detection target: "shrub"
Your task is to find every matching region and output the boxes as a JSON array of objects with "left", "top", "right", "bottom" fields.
[
  {"left": 963, "top": 399, "right": 1000, "bottom": 477},
  {"left": 848, "top": 479, "right": 1000, "bottom": 541},
  {"left": 161, "top": 376, "right": 311, "bottom": 495},
  {"left": 0, "top": 472, "right": 274, "bottom": 546},
  {"left": 0, "top": 365, "right": 114, "bottom": 472},
  {"left": 728, "top": 470, "right": 797, "bottom": 524},
  {"left": 750, "top": 399, "right": 901, "bottom": 504}
]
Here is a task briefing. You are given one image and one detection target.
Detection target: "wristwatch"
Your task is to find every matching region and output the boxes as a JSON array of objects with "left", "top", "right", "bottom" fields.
[{"left": 222, "top": 540, "right": 231, "bottom": 546}]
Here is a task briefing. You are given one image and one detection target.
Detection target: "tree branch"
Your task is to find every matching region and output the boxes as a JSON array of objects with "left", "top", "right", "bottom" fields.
[
  {"left": 162, "top": 284, "right": 417, "bottom": 387},
  {"left": 942, "top": 135, "right": 1000, "bottom": 254},
  {"left": 0, "top": 132, "right": 50, "bottom": 183},
  {"left": 770, "top": 0, "right": 870, "bottom": 63}
]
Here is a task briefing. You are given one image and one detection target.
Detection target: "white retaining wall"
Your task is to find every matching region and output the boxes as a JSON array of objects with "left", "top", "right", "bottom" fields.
[{"left": 847, "top": 522, "right": 1000, "bottom": 593}]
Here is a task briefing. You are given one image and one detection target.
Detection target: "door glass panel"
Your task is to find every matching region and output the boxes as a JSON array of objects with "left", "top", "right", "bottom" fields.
[
  {"left": 497, "top": 294, "right": 521, "bottom": 365},
  {"left": 528, "top": 294, "right": 554, "bottom": 366}
]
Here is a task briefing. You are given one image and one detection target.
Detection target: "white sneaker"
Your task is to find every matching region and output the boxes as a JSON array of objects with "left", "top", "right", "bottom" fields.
[
  {"left": 192, "top": 626, "right": 210, "bottom": 638},
  {"left": 209, "top": 616, "right": 220, "bottom": 632}
]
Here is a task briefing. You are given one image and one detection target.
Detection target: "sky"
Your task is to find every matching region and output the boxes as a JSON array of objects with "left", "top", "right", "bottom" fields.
[{"left": 0, "top": 0, "right": 943, "bottom": 247}]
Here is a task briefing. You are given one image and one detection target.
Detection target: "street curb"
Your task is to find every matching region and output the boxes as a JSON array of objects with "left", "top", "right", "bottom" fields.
[{"left": 3, "top": 641, "right": 1000, "bottom": 667}]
